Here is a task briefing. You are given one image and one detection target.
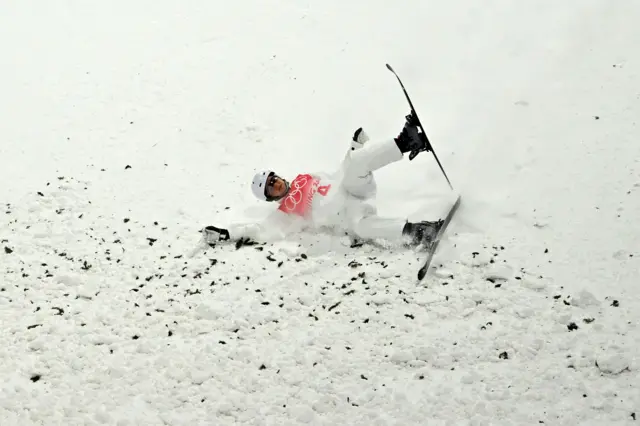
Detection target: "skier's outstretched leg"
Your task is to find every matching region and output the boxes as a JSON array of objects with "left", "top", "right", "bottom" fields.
[
  {"left": 352, "top": 215, "right": 442, "bottom": 248},
  {"left": 345, "top": 113, "right": 425, "bottom": 178},
  {"left": 346, "top": 201, "right": 442, "bottom": 248}
]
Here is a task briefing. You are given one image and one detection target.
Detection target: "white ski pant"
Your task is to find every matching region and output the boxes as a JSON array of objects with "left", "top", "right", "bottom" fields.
[{"left": 341, "top": 138, "right": 407, "bottom": 242}]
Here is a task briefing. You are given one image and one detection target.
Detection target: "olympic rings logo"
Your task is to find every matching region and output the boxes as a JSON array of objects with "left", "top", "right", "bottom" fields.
[
  {"left": 280, "top": 175, "right": 331, "bottom": 213},
  {"left": 283, "top": 176, "right": 309, "bottom": 211}
]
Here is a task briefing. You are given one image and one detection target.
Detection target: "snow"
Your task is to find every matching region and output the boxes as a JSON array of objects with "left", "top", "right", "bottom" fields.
[{"left": 1, "top": 1, "right": 639, "bottom": 425}]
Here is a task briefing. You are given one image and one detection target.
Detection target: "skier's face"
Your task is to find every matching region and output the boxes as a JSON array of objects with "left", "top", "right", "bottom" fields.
[{"left": 266, "top": 175, "right": 288, "bottom": 200}]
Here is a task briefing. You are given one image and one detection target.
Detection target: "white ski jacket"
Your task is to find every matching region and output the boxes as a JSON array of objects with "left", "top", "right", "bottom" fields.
[{"left": 229, "top": 137, "right": 404, "bottom": 242}]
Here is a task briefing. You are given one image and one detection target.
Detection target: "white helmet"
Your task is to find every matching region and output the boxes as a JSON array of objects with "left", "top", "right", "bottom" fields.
[{"left": 251, "top": 170, "right": 273, "bottom": 201}]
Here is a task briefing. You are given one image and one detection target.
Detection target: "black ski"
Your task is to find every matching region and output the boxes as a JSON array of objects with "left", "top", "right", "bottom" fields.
[
  {"left": 417, "top": 195, "right": 462, "bottom": 281},
  {"left": 386, "top": 63, "right": 453, "bottom": 190}
]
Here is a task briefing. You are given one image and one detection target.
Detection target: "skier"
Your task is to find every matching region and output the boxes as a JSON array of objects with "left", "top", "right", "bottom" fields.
[{"left": 203, "top": 113, "right": 444, "bottom": 249}]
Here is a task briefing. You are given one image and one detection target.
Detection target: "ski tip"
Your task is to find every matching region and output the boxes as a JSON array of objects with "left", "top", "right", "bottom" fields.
[
  {"left": 385, "top": 63, "right": 394, "bottom": 72},
  {"left": 417, "top": 267, "right": 427, "bottom": 281}
]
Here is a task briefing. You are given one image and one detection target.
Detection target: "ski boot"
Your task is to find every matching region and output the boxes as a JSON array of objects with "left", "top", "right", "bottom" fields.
[
  {"left": 402, "top": 219, "right": 444, "bottom": 249},
  {"left": 351, "top": 127, "right": 369, "bottom": 151},
  {"left": 394, "top": 112, "right": 432, "bottom": 158}
]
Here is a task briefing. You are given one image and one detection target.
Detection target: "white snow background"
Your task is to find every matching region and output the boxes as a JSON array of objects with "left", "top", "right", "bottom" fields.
[{"left": 1, "top": 1, "right": 639, "bottom": 425}]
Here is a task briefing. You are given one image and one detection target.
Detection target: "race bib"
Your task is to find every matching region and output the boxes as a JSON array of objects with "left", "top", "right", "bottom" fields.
[{"left": 278, "top": 174, "right": 331, "bottom": 217}]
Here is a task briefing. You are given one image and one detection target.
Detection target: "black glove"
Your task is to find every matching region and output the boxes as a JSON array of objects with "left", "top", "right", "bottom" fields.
[{"left": 203, "top": 225, "right": 230, "bottom": 242}]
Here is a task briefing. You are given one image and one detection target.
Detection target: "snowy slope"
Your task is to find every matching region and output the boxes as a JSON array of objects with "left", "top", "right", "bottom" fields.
[{"left": 1, "top": 1, "right": 639, "bottom": 425}]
